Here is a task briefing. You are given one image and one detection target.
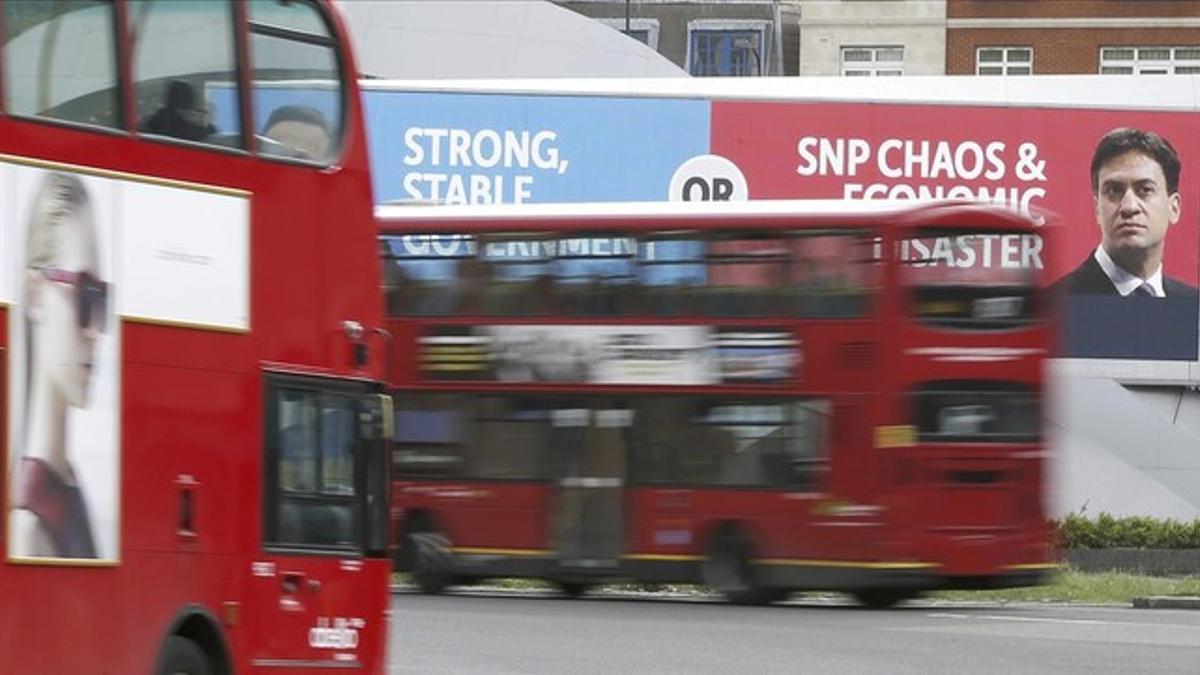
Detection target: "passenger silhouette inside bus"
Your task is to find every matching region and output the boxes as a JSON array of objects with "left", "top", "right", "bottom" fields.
[
  {"left": 262, "top": 105, "right": 331, "bottom": 162},
  {"left": 140, "top": 79, "right": 215, "bottom": 142}
]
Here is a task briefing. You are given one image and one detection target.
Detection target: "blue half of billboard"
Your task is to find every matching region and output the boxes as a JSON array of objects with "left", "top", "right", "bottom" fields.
[{"left": 362, "top": 90, "right": 710, "bottom": 205}]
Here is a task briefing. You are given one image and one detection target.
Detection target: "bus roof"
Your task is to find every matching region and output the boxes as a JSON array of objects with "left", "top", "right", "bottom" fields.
[{"left": 375, "top": 199, "right": 1041, "bottom": 234}]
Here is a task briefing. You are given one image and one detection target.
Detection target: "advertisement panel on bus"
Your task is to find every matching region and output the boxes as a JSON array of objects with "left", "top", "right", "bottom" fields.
[
  {"left": 363, "top": 81, "right": 1200, "bottom": 368},
  {"left": 1, "top": 161, "right": 249, "bottom": 565},
  {"left": 418, "top": 325, "right": 797, "bottom": 385}
]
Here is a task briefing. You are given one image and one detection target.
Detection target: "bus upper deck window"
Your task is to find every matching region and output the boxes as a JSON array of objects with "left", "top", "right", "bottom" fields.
[
  {"left": 130, "top": 0, "right": 242, "bottom": 147},
  {"left": 3, "top": 1, "right": 120, "bottom": 128},
  {"left": 249, "top": 0, "right": 344, "bottom": 165}
]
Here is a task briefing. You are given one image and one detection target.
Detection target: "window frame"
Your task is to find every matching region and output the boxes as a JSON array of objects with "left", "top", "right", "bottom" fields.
[
  {"left": 263, "top": 372, "right": 386, "bottom": 555},
  {"left": 0, "top": 0, "right": 352, "bottom": 168},
  {"left": 840, "top": 45, "right": 904, "bottom": 77},
  {"left": 129, "top": 0, "right": 245, "bottom": 152},
  {"left": 597, "top": 17, "right": 660, "bottom": 50},
  {"left": 628, "top": 395, "right": 832, "bottom": 490},
  {"left": 910, "top": 381, "right": 1040, "bottom": 444},
  {"left": 1100, "top": 45, "right": 1200, "bottom": 75},
  {"left": 2, "top": 0, "right": 126, "bottom": 132},
  {"left": 391, "top": 393, "right": 833, "bottom": 490},
  {"left": 975, "top": 46, "right": 1033, "bottom": 76},
  {"left": 381, "top": 227, "right": 881, "bottom": 319},
  {"left": 685, "top": 19, "right": 771, "bottom": 77},
  {"left": 246, "top": 0, "right": 349, "bottom": 167}
]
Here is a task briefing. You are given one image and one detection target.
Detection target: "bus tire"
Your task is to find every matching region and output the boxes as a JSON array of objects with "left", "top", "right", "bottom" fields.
[
  {"left": 555, "top": 581, "right": 592, "bottom": 598},
  {"left": 852, "top": 588, "right": 920, "bottom": 609},
  {"left": 702, "top": 526, "right": 776, "bottom": 605},
  {"left": 157, "top": 636, "right": 212, "bottom": 675},
  {"left": 409, "top": 531, "right": 453, "bottom": 594}
]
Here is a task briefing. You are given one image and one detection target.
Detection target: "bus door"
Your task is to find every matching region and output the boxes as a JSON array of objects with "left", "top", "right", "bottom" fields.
[
  {"left": 252, "top": 376, "right": 391, "bottom": 668},
  {"left": 550, "top": 406, "right": 630, "bottom": 569}
]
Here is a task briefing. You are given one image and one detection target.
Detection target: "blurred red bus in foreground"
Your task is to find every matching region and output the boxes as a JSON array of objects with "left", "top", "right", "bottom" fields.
[
  {"left": 0, "top": 1, "right": 390, "bottom": 672},
  {"left": 379, "top": 199, "right": 1055, "bottom": 607}
]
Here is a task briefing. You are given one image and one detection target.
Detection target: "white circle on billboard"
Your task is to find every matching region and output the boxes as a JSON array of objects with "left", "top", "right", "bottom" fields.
[{"left": 668, "top": 154, "right": 748, "bottom": 202}]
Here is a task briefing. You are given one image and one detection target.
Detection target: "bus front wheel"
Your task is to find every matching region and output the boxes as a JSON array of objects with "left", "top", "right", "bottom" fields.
[
  {"left": 156, "top": 636, "right": 212, "bottom": 675},
  {"left": 702, "top": 526, "right": 777, "bottom": 605}
]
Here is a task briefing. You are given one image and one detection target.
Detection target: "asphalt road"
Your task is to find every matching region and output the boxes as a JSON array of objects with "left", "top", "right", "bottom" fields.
[{"left": 387, "top": 588, "right": 1200, "bottom": 674}]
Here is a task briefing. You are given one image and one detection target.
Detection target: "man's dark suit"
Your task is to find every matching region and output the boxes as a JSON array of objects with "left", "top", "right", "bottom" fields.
[
  {"left": 1048, "top": 254, "right": 1199, "bottom": 299},
  {"left": 1050, "top": 254, "right": 1200, "bottom": 360}
]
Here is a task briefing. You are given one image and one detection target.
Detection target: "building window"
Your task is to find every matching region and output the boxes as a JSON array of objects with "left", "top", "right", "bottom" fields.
[
  {"left": 687, "top": 20, "right": 771, "bottom": 76},
  {"left": 841, "top": 46, "right": 904, "bottom": 77},
  {"left": 976, "top": 47, "right": 1032, "bottom": 76},
  {"left": 1100, "top": 46, "right": 1200, "bottom": 75},
  {"left": 598, "top": 18, "right": 659, "bottom": 50}
]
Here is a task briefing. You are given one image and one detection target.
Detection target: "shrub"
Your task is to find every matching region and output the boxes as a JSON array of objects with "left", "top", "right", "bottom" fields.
[{"left": 1054, "top": 512, "right": 1200, "bottom": 549}]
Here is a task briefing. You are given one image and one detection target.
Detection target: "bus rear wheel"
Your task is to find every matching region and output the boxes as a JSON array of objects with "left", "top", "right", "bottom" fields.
[
  {"left": 408, "top": 531, "right": 454, "bottom": 594},
  {"left": 157, "top": 636, "right": 212, "bottom": 675},
  {"left": 703, "top": 526, "right": 777, "bottom": 605}
]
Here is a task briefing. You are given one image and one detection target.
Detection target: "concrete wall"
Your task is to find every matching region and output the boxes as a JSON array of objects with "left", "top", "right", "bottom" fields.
[
  {"left": 797, "top": 0, "right": 947, "bottom": 76},
  {"left": 1051, "top": 375, "right": 1200, "bottom": 519}
]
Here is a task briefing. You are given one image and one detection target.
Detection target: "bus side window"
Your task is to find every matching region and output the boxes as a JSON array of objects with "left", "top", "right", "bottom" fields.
[
  {"left": 249, "top": 0, "right": 343, "bottom": 164},
  {"left": 782, "top": 400, "right": 831, "bottom": 489},
  {"left": 130, "top": 0, "right": 241, "bottom": 146},
  {"left": 706, "top": 234, "right": 786, "bottom": 317},
  {"left": 791, "top": 233, "right": 877, "bottom": 318},
  {"left": 3, "top": 1, "right": 121, "bottom": 128},
  {"left": 550, "top": 234, "right": 638, "bottom": 317},
  {"left": 391, "top": 396, "right": 467, "bottom": 477},
  {"left": 268, "top": 386, "right": 358, "bottom": 549},
  {"left": 638, "top": 235, "right": 706, "bottom": 317}
]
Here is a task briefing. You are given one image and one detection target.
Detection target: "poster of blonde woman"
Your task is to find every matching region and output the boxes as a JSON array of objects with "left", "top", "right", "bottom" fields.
[{"left": 6, "top": 166, "right": 119, "bottom": 563}]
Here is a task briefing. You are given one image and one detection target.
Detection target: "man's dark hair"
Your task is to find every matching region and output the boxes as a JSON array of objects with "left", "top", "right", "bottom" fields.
[
  {"left": 263, "top": 104, "right": 329, "bottom": 134},
  {"left": 1090, "top": 127, "right": 1181, "bottom": 194}
]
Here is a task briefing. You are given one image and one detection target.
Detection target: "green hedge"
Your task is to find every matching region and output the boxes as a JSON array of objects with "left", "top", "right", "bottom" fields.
[{"left": 1054, "top": 513, "right": 1200, "bottom": 549}]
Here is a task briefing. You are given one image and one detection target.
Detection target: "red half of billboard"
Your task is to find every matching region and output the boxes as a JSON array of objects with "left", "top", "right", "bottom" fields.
[{"left": 712, "top": 102, "right": 1200, "bottom": 361}]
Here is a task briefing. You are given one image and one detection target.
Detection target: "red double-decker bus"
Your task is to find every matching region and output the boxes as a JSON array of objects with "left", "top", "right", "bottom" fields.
[
  {"left": 379, "top": 199, "right": 1056, "bottom": 607},
  {"left": 0, "top": 1, "right": 391, "bottom": 672}
]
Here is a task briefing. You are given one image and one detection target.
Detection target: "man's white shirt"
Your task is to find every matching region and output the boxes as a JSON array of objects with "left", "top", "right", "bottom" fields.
[{"left": 1094, "top": 245, "right": 1165, "bottom": 297}]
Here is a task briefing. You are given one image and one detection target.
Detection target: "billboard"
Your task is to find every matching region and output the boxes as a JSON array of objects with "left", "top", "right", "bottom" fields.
[
  {"left": 3, "top": 159, "right": 249, "bottom": 564},
  {"left": 363, "top": 79, "right": 1200, "bottom": 373},
  {"left": 365, "top": 90, "right": 710, "bottom": 205},
  {"left": 711, "top": 103, "right": 1200, "bottom": 362}
]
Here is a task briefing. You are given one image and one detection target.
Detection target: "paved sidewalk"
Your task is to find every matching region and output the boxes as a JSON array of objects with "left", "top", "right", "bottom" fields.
[{"left": 1132, "top": 596, "right": 1200, "bottom": 610}]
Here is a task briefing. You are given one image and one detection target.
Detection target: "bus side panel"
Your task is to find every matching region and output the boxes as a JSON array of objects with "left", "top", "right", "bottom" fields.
[
  {"left": 0, "top": 565, "right": 133, "bottom": 672},
  {"left": 393, "top": 480, "right": 552, "bottom": 554}
]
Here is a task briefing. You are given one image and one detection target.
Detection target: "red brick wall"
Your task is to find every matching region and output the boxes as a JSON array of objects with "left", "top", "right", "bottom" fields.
[
  {"left": 948, "top": 0, "right": 1200, "bottom": 20},
  {"left": 946, "top": 0, "right": 1200, "bottom": 74},
  {"left": 948, "top": 28, "right": 1200, "bottom": 74}
]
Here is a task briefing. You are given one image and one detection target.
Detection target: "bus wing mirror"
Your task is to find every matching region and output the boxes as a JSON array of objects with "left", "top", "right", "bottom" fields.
[{"left": 359, "top": 393, "right": 394, "bottom": 442}]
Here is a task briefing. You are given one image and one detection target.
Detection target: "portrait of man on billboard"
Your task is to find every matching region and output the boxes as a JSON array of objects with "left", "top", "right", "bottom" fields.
[
  {"left": 1051, "top": 127, "right": 1197, "bottom": 300},
  {"left": 1051, "top": 127, "right": 1199, "bottom": 360}
]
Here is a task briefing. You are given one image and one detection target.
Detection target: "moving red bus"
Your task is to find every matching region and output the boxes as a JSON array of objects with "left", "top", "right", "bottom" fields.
[
  {"left": 0, "top": 1, "right": 390, "bottom": 672},
  {"left": 379, "top": 199, "right": 1056, "bottom": 607}
]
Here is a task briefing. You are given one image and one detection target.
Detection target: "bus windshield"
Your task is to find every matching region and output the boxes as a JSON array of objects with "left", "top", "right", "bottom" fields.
[{"left": 900, "top": 229, "right": 1043, "bottom": 329}]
